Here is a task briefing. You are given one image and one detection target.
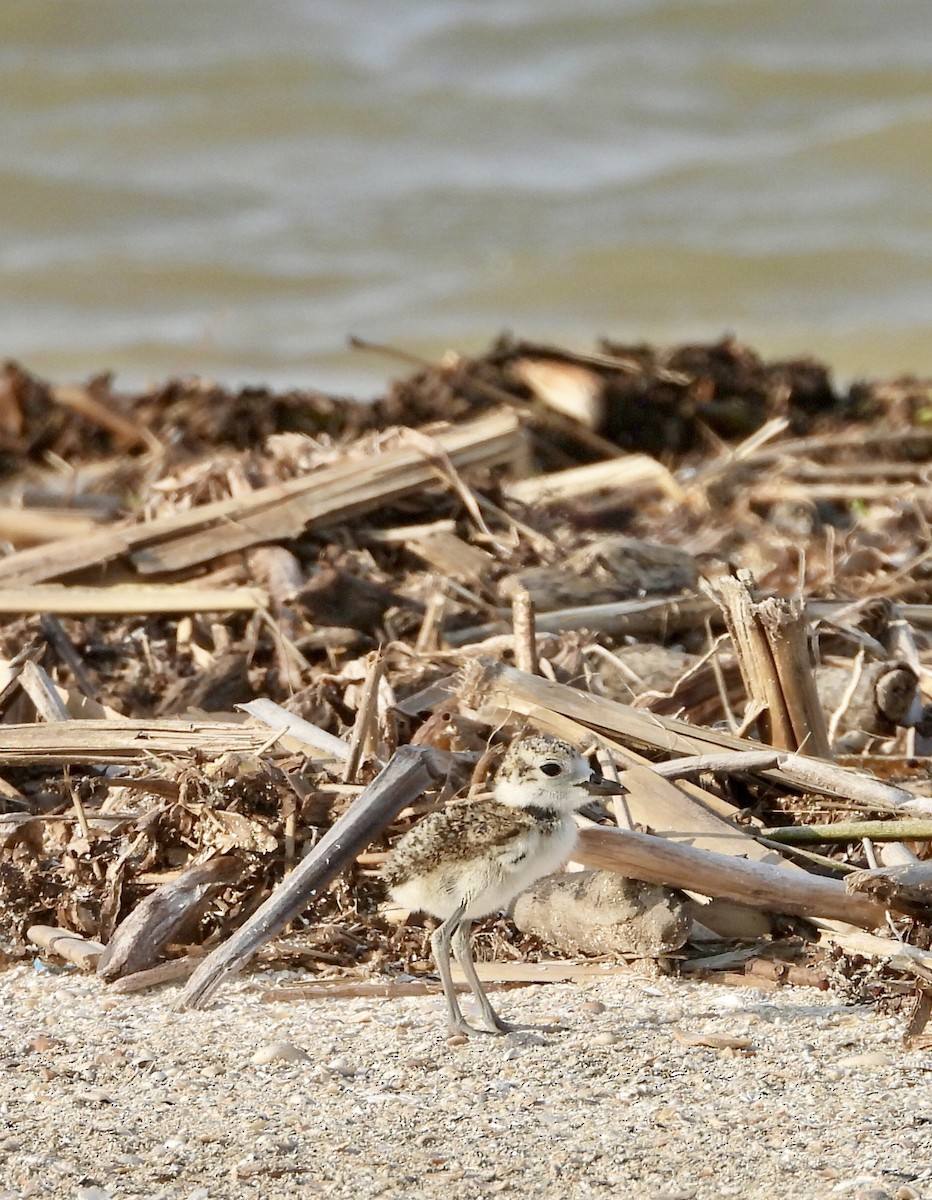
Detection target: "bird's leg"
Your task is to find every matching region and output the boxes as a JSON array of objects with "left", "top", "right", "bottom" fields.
[
  {"left": 451, "top": 920, "right": 514, "bottom": 1034},
  {"left": 430, "top": 902, "right": 474, "bottom": 1036}
]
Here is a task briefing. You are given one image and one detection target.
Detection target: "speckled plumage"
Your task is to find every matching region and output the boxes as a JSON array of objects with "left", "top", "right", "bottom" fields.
[{"left": 381, "top": 734, "right": 623, "bottom": 1036}]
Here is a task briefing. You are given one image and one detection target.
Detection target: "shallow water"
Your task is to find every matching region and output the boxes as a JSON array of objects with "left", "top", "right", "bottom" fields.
[{"left": 2, "top": 0, "right": 931, "bottom": 394}]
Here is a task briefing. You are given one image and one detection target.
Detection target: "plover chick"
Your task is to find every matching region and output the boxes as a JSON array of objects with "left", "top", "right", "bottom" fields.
[{"left": 381, "top": 734, "right": 624, "bottom": 1037}]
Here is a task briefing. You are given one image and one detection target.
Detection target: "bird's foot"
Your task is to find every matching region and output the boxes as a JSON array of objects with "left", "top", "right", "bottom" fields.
[
  {"left": 446, "top": 1017, "right": 484, "bottom": 1038},
  {"left": 446, "top": 1016, "right": 507, "bottom": 1038}
]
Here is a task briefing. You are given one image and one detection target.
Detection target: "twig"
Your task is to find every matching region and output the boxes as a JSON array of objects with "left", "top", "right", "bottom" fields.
[
  {"left": 39, "top": 614, "right": 100, "bottom": 701},
  {"left": 238, "top": 699, "right": 350, "bottom": 761},
  {"left": 342, "top": 650, "right": 386, "bottom": 783}
]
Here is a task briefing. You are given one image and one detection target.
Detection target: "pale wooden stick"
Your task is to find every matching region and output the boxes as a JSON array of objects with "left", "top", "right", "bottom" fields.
[
  {"left": 575, "top": 826, "right": 887, "bottom": 928},
  {"left": 0, "top": 585, "right": 268, "bottom": 614},
  {"left": 28, "top": 926, "right": 106, "bottom": 971},
  {"left": 651, "top": 750, "right": 785, "bottom": 779},
  {"left": 503, "top": 455, "right": 680, "bottom": 506},
  {"left": 447, "top": 594, "right": 717, "bottom": 646},
  {"left": 238, "top": 699, "right": 350, "bottom": 760},
  {"left": 0, "top": 719, "right": 275, "bottom": 766}
]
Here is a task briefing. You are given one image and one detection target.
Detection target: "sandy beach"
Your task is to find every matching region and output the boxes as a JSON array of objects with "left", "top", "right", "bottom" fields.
[{"left": 0, "top": 963, "right": 929, "bottom": 1200}]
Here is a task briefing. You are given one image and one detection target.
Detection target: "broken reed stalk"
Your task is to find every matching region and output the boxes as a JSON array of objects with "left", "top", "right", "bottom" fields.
[
  {"left": 0, "top": 719, "right": 276, "bottom": 765},
  {"left": 574, "top": 826, "right": 888, "bottom": 928},
  {"left": 175, "top": 744, "right": 447, "bottom": 1010},
  {"left": 27, "top": 925, "right": 105, "bottom": 971},
  {"left": 342, "top": 651, "right": 385, "bottom": 783},
  {"left": 706, "top": 573, "right": 831, "bottom": 758},
  {"left": 765, "top": 820, "right": 932, "bottom": 845},
  {"left": 510, "top": 586, "right": 539, "bottom": 675}
]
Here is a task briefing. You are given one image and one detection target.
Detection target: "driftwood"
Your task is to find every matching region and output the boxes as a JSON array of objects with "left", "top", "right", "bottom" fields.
[
  {"left": 176, "top": 744, "right": 448, "bottom": 1010},
  {"left": 5, "top": 345, "right": 932, "bottom": 1033},
  {"left": 574, "top": 826, "right": 888, "bottom": 928},
  {"left": 97, "top": 856, "right": 243, "bottom": 981}
]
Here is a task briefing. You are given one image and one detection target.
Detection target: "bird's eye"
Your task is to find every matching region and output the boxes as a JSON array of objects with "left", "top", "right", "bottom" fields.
[{"left": 540, "top": 762, "right": 562, "bottom": 777}]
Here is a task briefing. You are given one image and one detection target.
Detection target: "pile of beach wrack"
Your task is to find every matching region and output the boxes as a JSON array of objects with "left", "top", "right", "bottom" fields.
[{"left": 0, "top": 334, "right": 931, "bottom": 1044}]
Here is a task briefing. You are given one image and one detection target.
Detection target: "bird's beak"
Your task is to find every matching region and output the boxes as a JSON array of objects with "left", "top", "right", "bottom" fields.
[{"left": 583, "top": 771, "right": 626, "bottom": 796}]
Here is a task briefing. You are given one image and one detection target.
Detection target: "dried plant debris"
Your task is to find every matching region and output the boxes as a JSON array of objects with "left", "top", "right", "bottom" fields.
[{"left": 0, "top": 335, "right": 931, "bottom": 1037}]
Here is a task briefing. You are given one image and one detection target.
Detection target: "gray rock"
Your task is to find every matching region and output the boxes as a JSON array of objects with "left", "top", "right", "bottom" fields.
[{"left": 511, "top": 869, "right": 689, "bottom": 957}]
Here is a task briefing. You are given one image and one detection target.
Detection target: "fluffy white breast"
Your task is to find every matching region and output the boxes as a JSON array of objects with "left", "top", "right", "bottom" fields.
[{"left": 390, "top": 814, "right": 578, "bottom": 922}]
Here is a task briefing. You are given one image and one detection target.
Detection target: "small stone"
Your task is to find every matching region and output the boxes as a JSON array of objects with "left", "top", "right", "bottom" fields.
[
  {"left": 593, "top": 1031, "right": 619, "bottom": 1046},
  {"left": 326, "top": 1055, "right": 356, "bottom": 1077},
  {"left": 836, "top": 1051, "right": 891, "bottom": 1069},
  {"left": 76, "top": 1188, "right": 112, "bottom": 1200},
  {"left": 74, "top": 1088, "right": 114, "bottom": 1105},
  {"left": 93, "top": 1050, "right": 127, "bottom": 1066},
  {"left": 27, "top": 1034, "right": 60, "bottom": 1053},
  {"left": 447, "top": 1033, "right": 469, "bottom": 1047},
  {"left": 580, "top": 1000, "right": 606, "bottom": 1015},
  {"left": 251, "top": 1041, "right": 310, "bottom": 1066}
]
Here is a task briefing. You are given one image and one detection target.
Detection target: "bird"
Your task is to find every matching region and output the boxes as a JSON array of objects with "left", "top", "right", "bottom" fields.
[{"left": 381, "top": 733, "right": 624, "bottom": 1037}]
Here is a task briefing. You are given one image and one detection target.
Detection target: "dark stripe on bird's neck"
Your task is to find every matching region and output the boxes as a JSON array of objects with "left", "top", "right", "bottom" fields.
[{"left": 524, "top": 804, "right": 560, "bottom": 823}]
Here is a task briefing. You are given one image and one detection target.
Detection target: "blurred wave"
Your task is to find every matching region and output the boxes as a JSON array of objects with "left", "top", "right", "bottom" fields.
[{"left": 1, "top": 0, "right": 931, "bottom": 393}]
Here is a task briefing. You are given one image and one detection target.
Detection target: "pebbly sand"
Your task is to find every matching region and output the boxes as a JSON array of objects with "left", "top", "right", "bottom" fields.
[{"left": 0, "top": 963, "right": 929, "bottom": 1200}]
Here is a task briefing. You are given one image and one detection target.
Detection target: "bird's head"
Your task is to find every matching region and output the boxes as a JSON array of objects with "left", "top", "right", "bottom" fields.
[{"left": 492, "top": 734, "right": 625, "bottom": 812}]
